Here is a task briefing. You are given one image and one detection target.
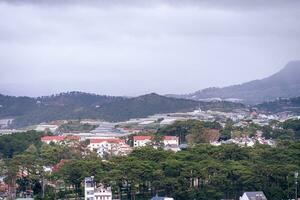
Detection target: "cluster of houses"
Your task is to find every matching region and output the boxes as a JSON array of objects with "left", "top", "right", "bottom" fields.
[
  {"left": 40, "top": 130, "right": 276, "bottom": 158},
  {"left": 88, "top": 138, "right": 132, "bottom": 157},
  {"left": 40, "top": 134, "right": 180, "bottom": 158},
  {"left": 211, "top": 132, "right": 275, "bottom": 147},
  {"left": 133, "top": 135, "right": 180, "bottom": 151}
]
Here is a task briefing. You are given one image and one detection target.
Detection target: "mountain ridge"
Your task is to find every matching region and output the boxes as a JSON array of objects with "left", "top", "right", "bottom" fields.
[
  {"left": 167, "top": 60, "right": 300, "bottom": 104},
  {"left": 257, "top": 96, "right": 300, "bottom": 114},
  {"left": 0, "top": 92, "right": 245, "bottom": 128}
]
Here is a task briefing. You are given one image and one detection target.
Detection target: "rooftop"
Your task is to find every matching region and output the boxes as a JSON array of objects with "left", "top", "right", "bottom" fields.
[
  {"left": 163, "top": 136, "right": 178, "bottom": 140},
  {"left": 133, "top": 135, "right": 153, "bottom": 141},
  {"left": 90, "top": 138, "right": 124, "bottom": 144},
  {"left": 243, "top": 191, "right": 267, "bottom": 200}
]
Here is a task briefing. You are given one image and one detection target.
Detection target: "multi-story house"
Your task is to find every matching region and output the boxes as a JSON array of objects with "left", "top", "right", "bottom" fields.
[
  {"left": 84, "top": 176, "right": 112, "bottom": 200},
  {"left": 88, "top": 138, "right": 132, "bottom": 158},
  {"left": 133, "top": 136, "right": 153, "bottom": 147}
]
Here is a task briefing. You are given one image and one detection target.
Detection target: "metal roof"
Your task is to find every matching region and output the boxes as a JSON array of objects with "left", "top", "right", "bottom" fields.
[{"left": 244, "top": 191, "right": 267, "bottom": 200}]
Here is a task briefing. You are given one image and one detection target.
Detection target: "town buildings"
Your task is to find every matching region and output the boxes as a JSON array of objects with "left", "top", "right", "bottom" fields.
[
  {"left": 84, "top": 176, "right": 112, "bottom": 200},
  {"left": 132, "top": 135, "right": 180, "bottom": 151},
  {"left": 210, "top": 134, "right": 275, "bottom": 147}
]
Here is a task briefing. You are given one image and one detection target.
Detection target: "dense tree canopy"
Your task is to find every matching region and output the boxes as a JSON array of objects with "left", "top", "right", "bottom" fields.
[
  {"left": 1, "top": 122, "right": 300, "bottom": 200},
  {"left": 1, "top": 138, "right": 299, "bottom": 200},
  {"left": 282, "top": 119, "right": 300, "bottom": 139},
  {"left": 157, "top": 120, "right": 222, "bottom": 144},
  {"left": 0, "top": 130, "right": 47, "bottom": 158}
]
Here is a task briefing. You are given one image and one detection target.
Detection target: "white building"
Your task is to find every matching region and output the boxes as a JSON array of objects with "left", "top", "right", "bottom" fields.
[
  {"left": 85, "top": 176, "right": 112, "bottom": 200},
  {"left": 133, "top": 136, "right": 153, "bottom": 147},
  {"left": 88, "top": 138, "right": 132, "bottom": 157},
  {"left": 163, "top": 136, "right": 179, "bottom": 146},
  {"left": 88, "top": 138, "right": 123, "bottom": 151},
  {"left": 240, "top": 191, "right": 267, "bottom": 200},
  {"left": 163, "top": 136, "right": 180, "bottom": 152}
]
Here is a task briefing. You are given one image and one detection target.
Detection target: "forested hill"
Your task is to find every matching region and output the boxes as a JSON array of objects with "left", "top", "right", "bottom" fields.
[
  {"left": 0, "top": 92, "right": 245, "bottom": 128},
  {"left": 256, "top": 96, "right": 300, "bottom": 114}
]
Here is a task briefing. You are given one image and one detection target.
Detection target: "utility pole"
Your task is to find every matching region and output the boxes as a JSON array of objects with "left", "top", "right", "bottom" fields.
[{"left": 296, "top": 172, "right": 298, "bottom": 200}]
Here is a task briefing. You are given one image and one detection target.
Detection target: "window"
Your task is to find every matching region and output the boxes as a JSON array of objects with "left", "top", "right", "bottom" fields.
[{"left": 87, "top": 191, "right": 94, "bottom": 195}]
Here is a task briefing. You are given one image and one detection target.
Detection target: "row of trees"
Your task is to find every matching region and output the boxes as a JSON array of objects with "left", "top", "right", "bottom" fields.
[
  {"left": 156, "top": 120, "right": 222, "bottom": 144},
  {"left": 57, "top": 120, "right": 98, "bottom": 133}
]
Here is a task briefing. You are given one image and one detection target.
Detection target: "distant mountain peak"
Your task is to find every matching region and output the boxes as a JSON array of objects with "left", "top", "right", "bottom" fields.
[
  {"left": 137, "top": 93, "right": 161, "bottom": 99},
  {"left": 269, "top": 60, "right": 300, "bottom": 83},
  {"left": 279, "top": 60, "right": 300, "bottom": 74},
  {"left": 168, "top": 60, "right": 300, "bottom": 105},
  {"left": 284, "top": 60, "right": 300, "bottom": 67}
]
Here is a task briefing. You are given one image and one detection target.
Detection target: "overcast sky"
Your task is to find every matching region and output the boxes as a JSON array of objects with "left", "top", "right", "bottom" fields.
[{"left": 1, "top": 0, "right": 300, "bottom": 97}]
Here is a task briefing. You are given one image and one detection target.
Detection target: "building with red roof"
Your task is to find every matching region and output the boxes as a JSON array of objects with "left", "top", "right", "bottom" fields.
[
  {"left": 88, "top": 138, "right": 131, "bottom": 158},
  {"left": 89, "top": 138, "right": 125, "bottom": 150},
  {"left": 133, "top": 135, "right": 153, "bottom": 147},
  {"left": 90, "top": 138, "right": 124, "bottom": 144},
  {"left": 163, "top": 136, "right": 179, "bottom": 146}
]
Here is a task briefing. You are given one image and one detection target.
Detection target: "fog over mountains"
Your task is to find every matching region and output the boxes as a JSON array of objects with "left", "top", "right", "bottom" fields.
[{"left": 168, "top": 61, "right": 300, "bottom": 104}]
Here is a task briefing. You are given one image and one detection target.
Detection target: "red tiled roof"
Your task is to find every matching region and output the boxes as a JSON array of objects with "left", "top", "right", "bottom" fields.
[
  {"left": 65, "top": 135, "right": 81, "bottom": 140},
  {"left": 133, "top": 136, "right": 153, "bottom": 141},
  {"left": 90, "top": 138, "right": 124, "bottom": 144},
  {"left": 163, "top": 136, "right": 178, "bottom": 140}
]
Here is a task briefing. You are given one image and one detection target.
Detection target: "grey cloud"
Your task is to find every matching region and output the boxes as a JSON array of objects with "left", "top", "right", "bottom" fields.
[
  {"left": 1, "top": 0, "right": 300, "bottom": 10},
  {"left": 0, "top": 0, "right": 300, "bottom": 97}
]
